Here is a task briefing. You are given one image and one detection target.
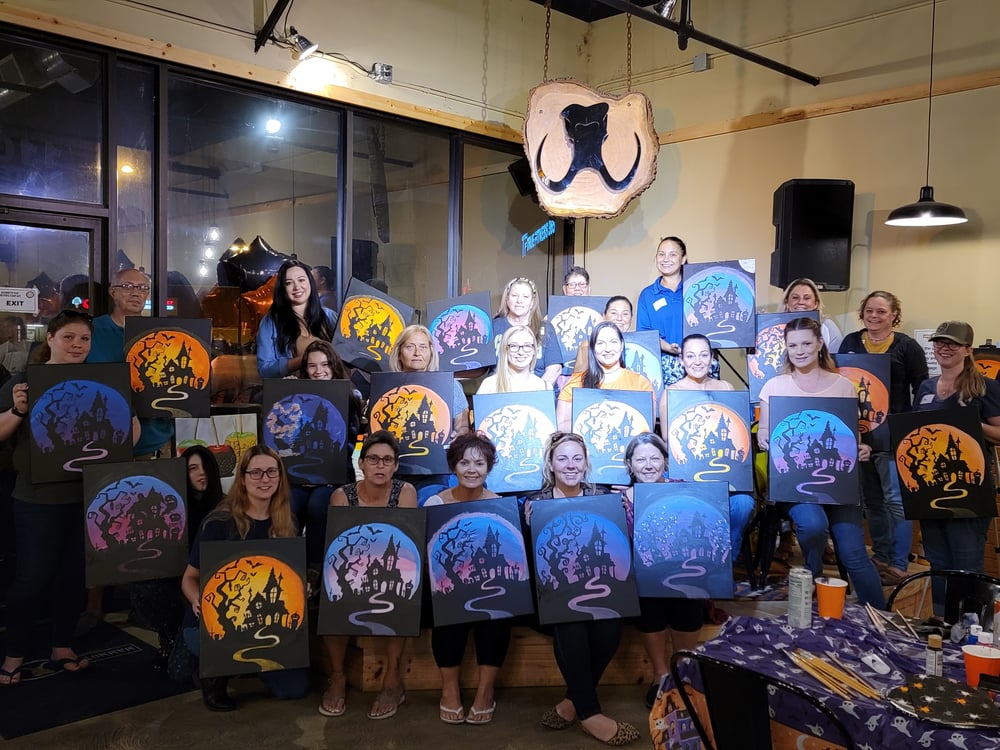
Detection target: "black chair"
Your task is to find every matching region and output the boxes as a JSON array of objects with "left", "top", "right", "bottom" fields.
[
  {"left": 668, "top": 650, "right": 857, "bottom": 750},
  {"left": 886, "top": 569, "right": 1000, "bottom": 627}
]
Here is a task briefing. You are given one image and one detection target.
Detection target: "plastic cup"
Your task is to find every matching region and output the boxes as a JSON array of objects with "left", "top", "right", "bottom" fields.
[
  {"left": 815, "top": 577, "right": 848, "bottom": 619},
  {"left": 962, "top": 644, "right": 1000, "bottom": 688}
]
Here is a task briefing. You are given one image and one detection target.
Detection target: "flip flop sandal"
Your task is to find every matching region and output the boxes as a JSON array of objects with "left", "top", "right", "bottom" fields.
[
  {"left": 368, "top": 688, "right": 405, "bottom": 720},
  {"left": 318, "top": 679, "right": 347, "bottom": 717},
  {"left": 465, "top": 702, "right": 496, "bottom": 725},
  {"left": 439, "top": 703, "right": 465, "bottom": 724},
  {"left": 48, "top": 656, "right": 89, "bottom": 673},
  {"left": 0, "top": 665, "right": 24, "bottom": 686}
]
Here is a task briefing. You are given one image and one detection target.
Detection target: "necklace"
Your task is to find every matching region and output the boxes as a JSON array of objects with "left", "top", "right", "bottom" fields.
[{"left": 865, "top": 329, "right": 893, "bottom": 343}]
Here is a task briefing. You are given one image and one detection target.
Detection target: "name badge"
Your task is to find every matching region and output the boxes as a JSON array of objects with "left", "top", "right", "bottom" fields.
[
  {"left": 652, "top": 298, "right": 667, "bottom": 311},
  {"left": 919, "top": 394, "right": 935, "bottom": 405}
]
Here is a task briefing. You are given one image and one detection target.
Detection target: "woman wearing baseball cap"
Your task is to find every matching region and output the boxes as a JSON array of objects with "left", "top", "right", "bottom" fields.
[{"left": 911, "top": 320, "right": 1000, "bottom": 619}]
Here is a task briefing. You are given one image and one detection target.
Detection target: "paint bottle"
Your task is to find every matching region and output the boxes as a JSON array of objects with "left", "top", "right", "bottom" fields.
[
  {"left": 969, "top": 625, "right": 982, "bottom": 645},
  {"left": 925, "top": 634, "right": 943, "bottom": 677},
  {"left": 788, "top": 567, "right": 813, "bottom": 629}
]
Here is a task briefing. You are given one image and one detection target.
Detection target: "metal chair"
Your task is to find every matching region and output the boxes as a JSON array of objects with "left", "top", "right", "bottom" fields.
[
  {"left": 668, "top": 649, "right": 857, "bottom": 750},
  {"left": 886, "top": 569, "right": 1000, "bottom": 627}
]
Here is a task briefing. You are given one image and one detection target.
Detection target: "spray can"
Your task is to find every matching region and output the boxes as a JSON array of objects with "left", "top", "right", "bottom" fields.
[{"left": 788, "top": 567, "right": 814, "bottom": 628}]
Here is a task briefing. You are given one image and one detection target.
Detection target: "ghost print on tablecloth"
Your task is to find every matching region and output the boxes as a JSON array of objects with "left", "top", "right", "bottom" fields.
[
  {"left": 682, "top": 260, "right": 756, "bottom": 348},
  {"left": 473, "top": 390, "right": 556, "bottom": 495},
  {"left": 427, "top": 292, "right": 495, "bottom": 371}
]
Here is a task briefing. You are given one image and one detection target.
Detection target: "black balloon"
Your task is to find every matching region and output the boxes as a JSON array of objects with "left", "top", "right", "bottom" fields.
[{"left": 216, "top": 235, "right": 291, "bottom": 292}]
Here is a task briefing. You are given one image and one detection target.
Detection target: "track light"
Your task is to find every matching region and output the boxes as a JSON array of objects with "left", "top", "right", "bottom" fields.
[
  {"left": 654, "top": 0, "right": 677, "bottom": 19},
  {"left": 289, "top": 26, "right": 318, "bottom": 61}
]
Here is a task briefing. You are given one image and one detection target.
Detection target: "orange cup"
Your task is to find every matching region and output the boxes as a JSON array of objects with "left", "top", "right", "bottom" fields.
[
  {"left": 962, "top": 645, "right": 1000, "bottom": 688},
  {"left": 815, "top": 577, "right": 848, "bottom": 619}
]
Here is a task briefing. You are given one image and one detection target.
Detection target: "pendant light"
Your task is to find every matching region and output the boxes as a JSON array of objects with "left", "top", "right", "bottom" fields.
[{"left": 885, "top": 0, "right": 967, "bottom": 227}]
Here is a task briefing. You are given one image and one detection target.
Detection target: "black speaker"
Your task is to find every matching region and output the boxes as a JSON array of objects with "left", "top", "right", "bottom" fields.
[
  {"left": 508, "top": 157, "right": 538, "bottom": 203},
  {"left": 770, "top": 179, "right": 855, "bottom": 291}
]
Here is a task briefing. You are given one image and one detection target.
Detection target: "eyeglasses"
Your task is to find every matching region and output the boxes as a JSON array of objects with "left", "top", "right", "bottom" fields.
[
  {"left": 112, "top": 283, "right": 150, "bottom": 292},
  {"left": 506, "top": 343, "right": 535, "bottom": 353},
  {"left": 363, "top": 455, "right": 396, "bottom": 466},
  {"left": 932, "top": 340, "right": 965, "bottom": 350},
  {"left": 244, "top": 467, "right": 280, "bottom": 480},
  {"left": 564, "top": 281, "right": 588, "bottom": 289}
]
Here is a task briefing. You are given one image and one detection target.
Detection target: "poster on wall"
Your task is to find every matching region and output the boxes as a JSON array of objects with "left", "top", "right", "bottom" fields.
[
  {"left": 124, "top": 317, "right": 212, "bottom": 418},
  {"left": 27, "top": 363, "right": 134, "bottom": 484},
  {"left": 426, "top": 292, "right": 495, "bottom": 371},
  {"left": 332, "top": 278, "right": 414, "bottom": 372},
  {"left": 747, "top": 311, "right": 820, "bottom": 402},
  {"left": 632, "top": 481, "right": 734, "bottom": 599},
  {"left": 682, "top": 260, "right": 756, "bottom": 349},
  {"left": 666, "top": 390, "right": 753, "bottom": 492},
  {"left": 547, "top": 295, "right": 609, "bottom": 364},
  {"left": 529, "top": 494, "right": 639, "bottom": 625},
  {"left": 624, "top": 330, "right": 664, "bottom": 397},
  {"left": 198, "top": 537, "right": 309, "bottom": 678},
  {"left": 473, "top": 390, "right": 556, "bottom": 495},
  {"left": 318, "top": 507, "right": 425, "bottom": 637},
  {"left": 834, "top": 353, "right": 891, "bottom": 452},
  {"left": 369, "top": 372, "right": 453, "bottom": 475},
  {"left": 571, "top": 387, "right": 654, "bottom": 486},
  {"left": 261, "top": 379, "right": 352, "bottom": 485},
  {"left": 175, "top": 407, "right": 259, "bottom": 491},
  {"left": 82, "top": 458, "right": 188, "bottom": 587},
  {"left": 425, "top": 497, "right": 533, "bottom": 627},
  {"left": 767, "top": 396, "right": 859, "bottom": 506},
  {"left": 889, "top": 407, "right": 996, "bottom": 520}
]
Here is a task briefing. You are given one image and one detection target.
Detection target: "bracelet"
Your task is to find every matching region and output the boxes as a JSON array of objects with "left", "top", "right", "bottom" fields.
[{"left": 9, "top": 406, "right": 27, "bottom": 419}]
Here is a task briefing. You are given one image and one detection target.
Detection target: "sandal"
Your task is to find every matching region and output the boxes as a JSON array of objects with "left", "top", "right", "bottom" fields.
[
  {"left": 439, "top": 703, "right": 465, "bottom": 724},
  {"left": 48, "top": 655, "right": 89, "bottom": 673},
  {"left": 318, "top": 676, "right": 346, "bottom": 717},
  {"left": 465, "top": 702, "right": 495, "bottom": 725},
  {"left": 0, "top": 665, "right": 24, "bottom": 687},
  {"left": 368, "top": 686, "right": 405, "bottom": 720}
]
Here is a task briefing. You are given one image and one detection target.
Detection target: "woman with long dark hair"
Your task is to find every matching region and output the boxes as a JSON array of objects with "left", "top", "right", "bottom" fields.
[{"left": 256, "top": 259, "right": 336, "bottom": 379}]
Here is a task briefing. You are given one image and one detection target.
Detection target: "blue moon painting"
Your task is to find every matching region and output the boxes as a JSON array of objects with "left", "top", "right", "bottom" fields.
[
  {"left": 323, "top": 522, "right": 422, "bottom": 603},
  {"left": 263, "top": 394, "right": 347, "bottom": 483},
  {"left": 86, "top": 475, "right": 186, "bottom": 552},
  {"left": 535, "top": 512, "right": 632, "bottom": 586},
  {"left": 429, "top": 305, "right": 491, "bottom": 370},
  {"left": 427, "top": 511, "right": 529, "bottom": 593},
  {"left": 31, "top": 380, "right": 132, "bottom": 453}
]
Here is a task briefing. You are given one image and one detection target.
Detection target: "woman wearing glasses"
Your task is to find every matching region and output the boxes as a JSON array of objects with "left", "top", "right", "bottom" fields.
[
  {"left": 493, "top": 277, "right": 562, "bottom": 388},
  {"left": 556, "top": 321, "right": 654, "bottom": 433},
  {"left": 0, "top": 310, "right": 140, "bottom": 687},
  {"left": 477, "top": 325, "right": 548, "bottom": 394},
  {"left": 530, "top": 432, "right": 640, "bottom": 746},
  {"left": 911, "top": 321, "right": 1000, "bottom": 619},
  {"left": 320, "top": 431, "right": 417, "bottom": 720},
  {"left": 256, "top": 259, "right": 336, "bottom": 379},
  {"left": 178, "top": 446, "right": 309, "bottom": 710}
]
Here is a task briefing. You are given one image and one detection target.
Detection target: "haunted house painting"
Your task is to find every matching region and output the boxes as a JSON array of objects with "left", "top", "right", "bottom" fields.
[
  {"left": 369, "top": 372, "right": 453, "bottom": 475},
  {"left": 427, "top": 292, "right": 495, "bottom": 371},
  {"left": 83, "top": 459, "right": 188, "bottom": 586},
  {"left": 262, "top": 379, "right": 351, "bottom": 485},
  {"left": 473, "top": 390, "right": 556, "bottom": 494},
  {"left": 767, "top": 397, "right": 860, "bottom": 506},
  {"left": 529, "top": 494, "right": 639, "bottom": 625},
  {"left": 667, "top": 390, "right": 752, "bottom": 492},
  {"left": 125, "top": 317, "right": 212, "bottom": 418},
  {"left": 319, "top": 509, "right": 426, "bottom": 637},
  {"left": 747, "top": 312, "right": 819, "bottom": 403},
  {"left": 27, "top": 363, "right": 133, "bottom": 484},
  {"left": 572, "top": 388, "right": 654, "bottom": 485},
  {"left": 889, "top": 407, "right": 996, "bottom": 520},
  {"left": 332, "top": 278, "right": 414, "bottom": 372},
  {"left": 426, "top": 498, "right": 533, "bottom": 626},
  {"left": 835, "top": 352, "right": 891, "bottom": 452},
  {"left": 624, "top": 330, "right": 664, "bottom": 396},
  {"left": 682, "top": 260, "right": 756, "bottom": 348},
  {"left": 198, "top": 537, "right": 309, "bottom": 678},
  {"left": 547, "top": 295, "right": 610, "bottom": 363}
]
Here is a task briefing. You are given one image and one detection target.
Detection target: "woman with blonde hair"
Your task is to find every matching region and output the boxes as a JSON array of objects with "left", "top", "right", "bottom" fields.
[
  {"left": 493, "top": 277, "right": 562, "bottom": 387},
  {"left": 477, "top": 324, "right": 548, "bottom": 394},
  {"left": 389, "top": 324, "right": 469, "bottom": 437},
  {"left": 780, "top": 277, "right": 843, "bottom": 352}
]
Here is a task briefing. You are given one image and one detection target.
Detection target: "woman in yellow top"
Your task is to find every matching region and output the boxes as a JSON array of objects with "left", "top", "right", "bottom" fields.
[{"left": 556, "top": 321, "right": 654, "bottom": 432}]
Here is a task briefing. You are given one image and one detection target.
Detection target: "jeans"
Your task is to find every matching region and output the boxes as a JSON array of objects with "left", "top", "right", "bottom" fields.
[
  {"left": 5, "top": 500, "right": 85, "bottom": 656},
  {"left": 182, "top": 627, "right": 310, "bottom": 699},
  {"left": 729, "top": 492, "right": 755, "bottom": 557},
  {"left": 785, "top": 501, "right": 886, "bottom": 609},
  {"left": 919, "top": 517, "right": 991, "bottom": 617},
  {"left": 861, "top": 451, "right": 912, "bottom": 570},
  {"left": 290, "top": 484, "right": 335, "bottom": 568}
]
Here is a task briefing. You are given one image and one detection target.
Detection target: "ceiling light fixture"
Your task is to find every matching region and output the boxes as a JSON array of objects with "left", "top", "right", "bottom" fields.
[
  {"left": 289, "top": 26, "right": 318, "bottom": 61},
  {"left": 885, "top": 0, "right": 967, "bottom": 228}
]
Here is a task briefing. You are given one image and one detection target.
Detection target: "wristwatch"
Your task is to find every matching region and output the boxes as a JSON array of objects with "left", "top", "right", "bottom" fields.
[{"left": 10, "top": 405, "right": 27, "bottom": 419}]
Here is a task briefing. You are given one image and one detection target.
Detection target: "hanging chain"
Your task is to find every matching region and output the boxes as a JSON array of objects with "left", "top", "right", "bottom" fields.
[
  {"left": 543, "top": 0, "right": 551, "bottom": 81},
  {"left": 626, "top": 12, "right": 633, "bottom": 92}
]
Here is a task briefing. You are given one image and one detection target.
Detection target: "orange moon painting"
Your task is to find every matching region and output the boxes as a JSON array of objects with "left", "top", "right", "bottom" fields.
[
  {"left": 839, "top": 366, "right": 890, "bottom": 433},
  {"left": 201, "top": 555, "right": 306, "bottom": 639},
  {"left": 668, "top": 403, "right": 751, "bottom": 464},
  {"left": 894, "top": 424, "right": 986, "bottom": 491},
  {"left": 370, "top": 385, "right": 451, "bottom": 447},
  {"left": 126, "top": 330, "right": 211, "bottom": 392},
  {"left": 338, "top": 296, "right": 405, "bottom": 360}
]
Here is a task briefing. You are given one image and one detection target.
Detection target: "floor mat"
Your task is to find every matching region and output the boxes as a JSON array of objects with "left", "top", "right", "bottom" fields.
[{"left": 0, "top": 621, "right": 190, "bottom": 739}]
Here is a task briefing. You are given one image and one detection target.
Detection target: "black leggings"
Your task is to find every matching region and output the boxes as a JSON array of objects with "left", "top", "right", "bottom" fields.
[
  {"left": 551, "top": 619, "right": 622, "bottom": 720},
  {"left": 431, "top": 619, "right": 512, "bottom": 668}
]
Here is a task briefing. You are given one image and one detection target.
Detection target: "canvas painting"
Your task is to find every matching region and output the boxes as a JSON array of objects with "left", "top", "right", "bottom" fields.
[
  {"left": 682, "top": 260, "right": 756, "bottom": 348},
  {"left": 369, "top": 372, "right": 453, "bottom": 475},
  {"left": 889, "top": 407, "right": 996, "bottom": 520},
  {"left": 747, "top": 311, "right": 820, "bottom": 402},
  {"left": 973, "top": 348, "right": 1000, "bottom": 380},
  {"left": 318, "top": 507, "right": 426, "bottom": 636},
  {"left": 767, "top": 396, "right": 860, "bottom": 505},
  {"left": 332, "top": 277, "right": 414, "bottom": 372},
  {"left": 547, "top": 295, "right": 610, "bottom": 363},
  {"left": 835, "top": 353, "right": 891, "bottom": 452},
  {"left": 572, "top": 388, "right": 654, "bottom": 486},
  {"left": 175, "top": 407, "right": 259, "bottom": 491},
  {"left": 124, "top": 317, "right": 212, "bottom": 418},
  {"left": 261, "top": 379, "right": 352, "bottom": 485},
  {"left": 632, "top": 481, "right": 734, "bottom": 599},
  {"left": 83, "top": 458, "right": 188, "bottom": 587},
  {"left": 427, "top": 292, "right": 495, "bottom": 371},
  {"left": 473, "top": 390, "right": 556, "bottom": 495},
  {"left": 199, "top": 537, "right": 309, "bottom": 678},
  {"left": 27, "top": 363, "right": 134, "bottom": 484},
  {"left": 666, "top": 389, "right": 753, "bottom": 492},
  {"left": 529, "top": 494, "right": 639, "bottom": 625},
  {"left": 425, "top": 497, "right": 533, "bottom": 627},
  {"left": 624, "top": 330, "right": 664, "bottom": 397}
]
